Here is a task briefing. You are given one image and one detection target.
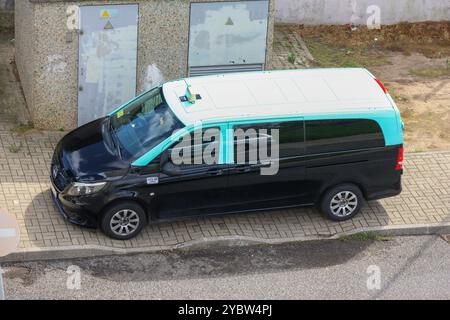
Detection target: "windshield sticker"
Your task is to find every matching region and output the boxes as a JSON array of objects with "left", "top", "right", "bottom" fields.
[
  {"left": 117, "top": 109, "right": 124, "bottom": 118},
  {"left": 147, "top": 177, "right": 159, "bottom": 185}
]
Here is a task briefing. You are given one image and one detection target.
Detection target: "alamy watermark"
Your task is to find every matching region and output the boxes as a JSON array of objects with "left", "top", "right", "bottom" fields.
[
  {"left": 366, "top": 265, "right": 381, "bottom": 290},
  {"left": 350, "top": 1, "right": 381, "bottom": 30},
  {"left": 169, "top": 125, "right": 280, "bottom": 176},
  {"left": 67, "top": 265, "right": 82, "bottom": 290},
  {"left": 66, "top": 5, "right": 80, "bottom": 31}
]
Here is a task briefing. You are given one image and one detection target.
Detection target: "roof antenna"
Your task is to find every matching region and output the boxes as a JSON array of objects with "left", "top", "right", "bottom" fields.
[{"left": 184, "top": 80, "right": 197, "bottom": 104}]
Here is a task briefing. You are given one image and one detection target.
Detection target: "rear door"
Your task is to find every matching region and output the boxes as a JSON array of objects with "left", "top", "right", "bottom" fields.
[
  {"left": 226, "top": 120, "right": 309, "bottom": 210},
  {"left": 302, "top": 118, "right": 389, "bottom": 202}
]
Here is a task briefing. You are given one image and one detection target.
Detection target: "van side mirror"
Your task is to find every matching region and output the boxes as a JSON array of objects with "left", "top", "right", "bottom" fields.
[
  {"left": 160, "top": 149, "right": 183, "bottom": 176},
  {"left": 162, "top": 162, "right": 183, "bottom": 176},
  {"left": 160, "top": 149, "right": 170, "bottom": 167}
]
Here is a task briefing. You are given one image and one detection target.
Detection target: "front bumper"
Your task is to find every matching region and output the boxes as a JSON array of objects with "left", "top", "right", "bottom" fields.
[{"left": 50, "top": 183, "right": 98, "bottom": 228}]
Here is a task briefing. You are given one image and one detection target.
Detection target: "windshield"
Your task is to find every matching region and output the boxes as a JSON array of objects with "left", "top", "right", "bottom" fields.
[{"left": 109, "top": 87, "right": 184, "bottom": 161}]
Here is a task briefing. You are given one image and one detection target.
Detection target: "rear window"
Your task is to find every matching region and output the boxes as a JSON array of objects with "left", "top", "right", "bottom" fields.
[{"left": 305, "top": 119, "right": 385, "bottom": 154}]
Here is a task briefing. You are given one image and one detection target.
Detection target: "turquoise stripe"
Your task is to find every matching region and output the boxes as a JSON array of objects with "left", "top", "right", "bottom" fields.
[
  {"left": 132, "top": 122, "right": 227, "bottom": 167},
  {"left": 132, "top": 109, "right": 403, "bottom": 167}
]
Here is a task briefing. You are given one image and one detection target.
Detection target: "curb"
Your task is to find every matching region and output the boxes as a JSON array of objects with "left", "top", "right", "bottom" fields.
[{"left": 1, "top": 222, "right": 450, "bottom": 263}]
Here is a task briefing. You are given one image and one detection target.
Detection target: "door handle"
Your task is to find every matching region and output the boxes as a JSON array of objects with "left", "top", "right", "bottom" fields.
[
  {"left": 207, "top": 169, "right": 224, "bottom": 176},
  {"left": 235, "top": 165, "right": 251, "bottom": 173}
]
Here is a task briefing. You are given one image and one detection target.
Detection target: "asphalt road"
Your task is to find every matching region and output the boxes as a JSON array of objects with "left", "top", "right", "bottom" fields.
[{"left": 2, "top": 235, "right": 450, "bottom": 300}]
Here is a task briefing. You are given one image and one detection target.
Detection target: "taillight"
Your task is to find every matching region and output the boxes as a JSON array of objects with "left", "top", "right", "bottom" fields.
[
  {"left": 374, "top": 78, "right": 387, "bottom": 94},
  {"left": 396, "top": 147, "right": 404, "bottom": 170}
]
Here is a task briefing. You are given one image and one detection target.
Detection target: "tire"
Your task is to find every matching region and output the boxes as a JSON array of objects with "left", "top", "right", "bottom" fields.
[
  {"left": 100, "top": 201, "right": 147, "bottom": 240},
  {"left": 320, "top": 184, "right": 364, "bottom": 221}
]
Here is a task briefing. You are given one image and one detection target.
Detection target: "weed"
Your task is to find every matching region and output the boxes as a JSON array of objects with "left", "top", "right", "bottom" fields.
[
  {"left": 11, "top": 122, "right": 34, "bottom": 134},
  {"left": 287, "top": 52, "right": 296, "bottom": 64},
  {"left": 339, "top": 232, "right": 393, "bottom": 242},
  {"left": 8, "top": 142, "right": 23, "bottom": 153}
]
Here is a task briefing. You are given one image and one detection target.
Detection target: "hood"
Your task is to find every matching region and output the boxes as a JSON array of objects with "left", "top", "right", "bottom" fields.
[{"left": 58, "top": 117, "right": 129, "bottom": 182}]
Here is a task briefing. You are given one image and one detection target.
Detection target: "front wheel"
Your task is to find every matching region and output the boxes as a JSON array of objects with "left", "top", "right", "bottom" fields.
[
  {"left": 100, "top": 201, "right": 147, "bottom": 240},
  {"left": 320, "top": 184, "right": 364, "bottom": 221}
]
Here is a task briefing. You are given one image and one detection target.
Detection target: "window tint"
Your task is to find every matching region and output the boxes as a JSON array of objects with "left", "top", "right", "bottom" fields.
[
  {"left": 233, "top": 121, "right": 304, "bottom": 164},
  {"left": 169, "top": 127, "right": 221, "bottom": 167},
  {"left": 305, "top": 119, "right": 385, "bottom": 154}
]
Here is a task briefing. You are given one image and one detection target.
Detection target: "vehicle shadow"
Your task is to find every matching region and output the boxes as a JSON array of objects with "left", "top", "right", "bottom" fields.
[{"left": 20, "top": 188, "right": 391, "bottom": 282}]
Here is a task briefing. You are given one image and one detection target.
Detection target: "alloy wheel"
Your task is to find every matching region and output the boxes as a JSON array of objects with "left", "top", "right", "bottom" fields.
[
  {"left": 110, "top": 209, "right": 140, "bottom": 237},
  {"left": 329, "top": 191, "right": 358, "bottom": 217}
]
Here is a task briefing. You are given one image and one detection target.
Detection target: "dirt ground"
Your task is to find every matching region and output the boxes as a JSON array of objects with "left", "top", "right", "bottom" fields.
[{"left": 278, "top": 22, "right": 450, "bottom": 152}]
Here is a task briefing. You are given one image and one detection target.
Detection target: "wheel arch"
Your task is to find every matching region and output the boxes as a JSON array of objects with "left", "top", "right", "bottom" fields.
[
  {"left": 98, "top": 197, "right": 150, "bottom": 226},
  {"left": 316, "top": 181, "right": 368, "bottom": 206}
]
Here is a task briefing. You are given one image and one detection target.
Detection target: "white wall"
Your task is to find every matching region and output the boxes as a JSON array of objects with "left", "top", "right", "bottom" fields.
[{"left": 276, "top": 0, "right": 450, "bottom": 25}]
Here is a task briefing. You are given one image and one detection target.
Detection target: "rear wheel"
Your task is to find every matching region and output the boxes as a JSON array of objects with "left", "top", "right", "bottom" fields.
[
  {"left": 320, "top": 184, "right": 363, "bottom": 221},
  {"left": 100, "top": 201, "right": 147, "bottom": 240}
]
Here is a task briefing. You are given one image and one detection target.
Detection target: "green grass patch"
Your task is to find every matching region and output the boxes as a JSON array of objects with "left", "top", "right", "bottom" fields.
[
  {"left": 304, "top": 38, "right": 391, "bottom": 68},
  {"left": 287, "top": 52, "right": 296, "bottom": 64},
  {"left": 11, "top": 122, "right": 35, "bottom": 134},
  {"left": 339, "top": 232, "right": 393, "bottom": 242},
  {"left": 409, "top": 67, "right": 450, "bottom": 78}
]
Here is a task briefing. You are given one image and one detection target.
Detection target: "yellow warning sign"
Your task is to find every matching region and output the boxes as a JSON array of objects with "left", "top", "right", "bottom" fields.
[
  {"left": 101, "top": 10, "right": 110, "bottom": 18},
  {"left": 100, "top": 8, "right": 119, "bottom": 19}
]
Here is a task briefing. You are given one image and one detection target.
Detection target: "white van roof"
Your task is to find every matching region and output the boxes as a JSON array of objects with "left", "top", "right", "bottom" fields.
[{"left": 163, "top": 68, "right": 394, "bottom": 125}]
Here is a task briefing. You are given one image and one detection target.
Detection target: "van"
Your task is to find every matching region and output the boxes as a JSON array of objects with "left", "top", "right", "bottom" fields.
[{"left": 50, "top": 69, "right": 404, "bottom": 240}]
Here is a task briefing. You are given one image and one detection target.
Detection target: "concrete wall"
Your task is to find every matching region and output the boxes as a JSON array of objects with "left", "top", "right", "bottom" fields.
[
  {"left": 276, "top": 0, "right": 450, "bottom": 25},
  {"left": 15, "top": 0, "right": 275, "bottom": 130},
  {"left": 0, "top": 0, "right": 14, "bottom": 29}
]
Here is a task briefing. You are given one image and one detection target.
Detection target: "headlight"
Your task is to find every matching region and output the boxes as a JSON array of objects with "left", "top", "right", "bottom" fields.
[{"left": 67, "top": 182, "right": 107, "bottom": 196}]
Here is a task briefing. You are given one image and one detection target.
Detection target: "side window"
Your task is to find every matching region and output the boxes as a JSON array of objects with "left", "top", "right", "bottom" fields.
[
  {"left": 233, "top": 121, "right": 305, "bottom": 164},
  {"left": 305, "top": 119, "right": 385, "bottom": 154},
  {"left": 169, "top": 127, "right": 221, "bottom": 167}
]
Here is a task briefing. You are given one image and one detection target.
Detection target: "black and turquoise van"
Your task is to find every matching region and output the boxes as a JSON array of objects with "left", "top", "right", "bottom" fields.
[{"left": 50, "top": 69, "right": 404, "bottom": 240}]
